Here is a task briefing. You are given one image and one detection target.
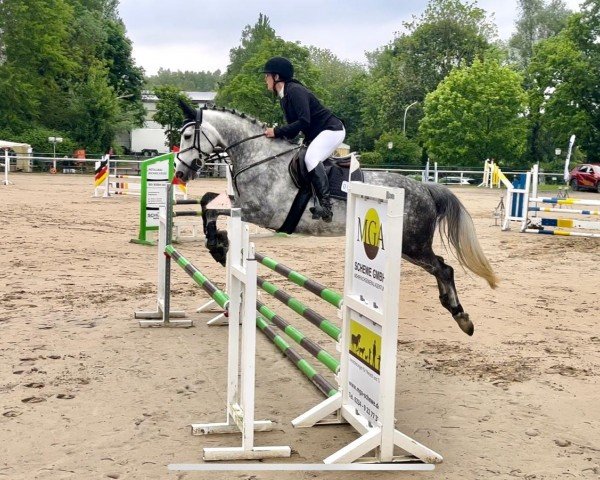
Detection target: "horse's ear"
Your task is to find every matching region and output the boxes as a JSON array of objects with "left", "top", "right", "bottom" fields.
[{"left": 178, "top": 99, "right": 196, "bottom": 121}]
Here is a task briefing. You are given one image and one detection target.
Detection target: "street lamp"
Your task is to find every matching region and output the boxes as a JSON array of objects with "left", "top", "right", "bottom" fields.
[
  {"left": 403, "top": 101, "right": 418, "bottom": 134},
  {"left": 48, "top": 136, "right": 63, "bottom": 172}
]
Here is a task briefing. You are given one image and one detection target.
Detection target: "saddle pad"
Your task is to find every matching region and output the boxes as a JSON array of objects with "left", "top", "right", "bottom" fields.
[{"left": 326, "top": 160, "right": 364, "bottom": 200}]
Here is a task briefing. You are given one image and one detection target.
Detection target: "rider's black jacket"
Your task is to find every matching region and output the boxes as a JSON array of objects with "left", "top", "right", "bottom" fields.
[{"left": 274, "top": 80, "right": 343, "bottom": 144}]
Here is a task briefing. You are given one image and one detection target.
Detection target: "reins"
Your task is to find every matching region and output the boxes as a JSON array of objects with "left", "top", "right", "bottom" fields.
[{"left": 230, "top": 145, "right": 301, "bottom": 193}]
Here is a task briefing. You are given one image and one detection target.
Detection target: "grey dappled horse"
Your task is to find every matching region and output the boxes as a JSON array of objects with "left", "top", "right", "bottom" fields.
[{"left": 175, "top": 104, "right": 498, "bottom": 335}]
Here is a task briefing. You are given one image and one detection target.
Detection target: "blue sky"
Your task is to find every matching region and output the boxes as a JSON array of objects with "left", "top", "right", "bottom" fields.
[{"left": 118, "top": 0, "right": 583, "bottom": 75}]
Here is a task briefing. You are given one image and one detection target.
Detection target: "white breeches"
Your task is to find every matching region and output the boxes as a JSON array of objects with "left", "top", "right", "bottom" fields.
[{"left": 305, "top": 128, "right": 346, "bottom": 172}]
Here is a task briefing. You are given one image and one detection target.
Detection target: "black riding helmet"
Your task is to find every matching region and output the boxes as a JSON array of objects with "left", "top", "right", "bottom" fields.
[{"left": 261, "top": 56, "right": 294, "bottom": 81}]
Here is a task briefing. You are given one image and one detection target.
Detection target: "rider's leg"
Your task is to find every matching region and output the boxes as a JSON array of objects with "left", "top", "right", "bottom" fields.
[{"left": 305, "top": 129, "right": 345, "bottom": 222}]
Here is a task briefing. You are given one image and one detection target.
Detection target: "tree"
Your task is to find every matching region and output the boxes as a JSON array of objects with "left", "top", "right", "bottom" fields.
[
  {"left": 308, "top": 47, "right": 367, "bottom": 150},
  {"left": 527, "top": 6, "right": 600, "bottom": 162},
  {"left": 153, "top": 86, "right": 192, "bottom": 149},
  {"left": 361, "top": 0, "right": 498, "bottom": 146},
  {"left": 508, "top": 0, "right": 572, "bottom": 70},
  {"left": 0, "top": 0, "right": 144, "bottom": 152},
  {"left": 217, "top": 36, "right": 320, "bottom": 125},
  {"left": 221, "top": 13, "right": 276, "bottom": 86},
  {"left": 0, "top": 0, "right": 77, "bottom": 129},
  {"left": 420, "top": 59, "right": 527, "bottom": 166},
  {"left": 373, "top": 132, "right": 422, "bottom": 165},
  {"left": 145, "top": 68, "right": 223, "bottom": 91},
  {"left": 68, "top": 62, "right": 119, "bottom": 151}
]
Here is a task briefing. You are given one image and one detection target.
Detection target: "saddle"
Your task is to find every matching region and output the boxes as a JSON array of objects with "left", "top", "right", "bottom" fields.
[
  {"left": 277, "top": 146, "right": 364, "bottom": 234},
  {"left": 288, "top": 146, "right": 364, "bottom": 200}
]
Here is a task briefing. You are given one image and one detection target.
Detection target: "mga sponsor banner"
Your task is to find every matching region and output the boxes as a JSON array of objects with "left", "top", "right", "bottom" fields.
[
  {"left": 347, "top": 312, "right": 382, "bottom": 425},
  {"left": 351, "top": 197, "right": 388, "bottom": 308}
]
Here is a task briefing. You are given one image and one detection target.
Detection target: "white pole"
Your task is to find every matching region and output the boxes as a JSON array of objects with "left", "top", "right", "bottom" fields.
[
  {"left": 403, "top": 101, "right": 418, "bottom": 134},
  {"left": 563, "top": 134, "right": 576, "bottom": 183},
  {"left": 3, "top": 149, "right": 8, "bottom": 185},
  {"left": 103, "top": 155, "right": 111, "bottom": 197}
]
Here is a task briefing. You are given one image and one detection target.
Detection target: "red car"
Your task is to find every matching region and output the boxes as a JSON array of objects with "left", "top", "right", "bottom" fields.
[{"left": 569, "top": 164, "right": 600, "bottom": 192}]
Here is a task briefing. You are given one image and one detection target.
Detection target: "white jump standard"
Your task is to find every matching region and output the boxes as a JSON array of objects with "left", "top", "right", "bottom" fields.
[{"left": 191, "top": 210, "right": 291, "bottom": 461}]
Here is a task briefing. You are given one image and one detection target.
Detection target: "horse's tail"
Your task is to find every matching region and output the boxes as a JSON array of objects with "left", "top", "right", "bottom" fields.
[{"left": 425, "top": 183, "right": 498, "bottom": 289}]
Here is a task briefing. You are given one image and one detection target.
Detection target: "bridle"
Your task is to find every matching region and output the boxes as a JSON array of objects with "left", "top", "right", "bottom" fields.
[{"left": 176, "top": 108, "right": 219, "bottom": 172}]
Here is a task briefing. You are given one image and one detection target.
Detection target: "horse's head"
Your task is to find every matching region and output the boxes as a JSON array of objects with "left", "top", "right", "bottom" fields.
[{"left": 175, "top": 100, "right": 224, "bottom": 182}]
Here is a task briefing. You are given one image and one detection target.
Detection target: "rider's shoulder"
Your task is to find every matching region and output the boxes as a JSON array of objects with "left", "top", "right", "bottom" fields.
[{"left": 286, "top": 81, "right": 308, "bottom": 94}]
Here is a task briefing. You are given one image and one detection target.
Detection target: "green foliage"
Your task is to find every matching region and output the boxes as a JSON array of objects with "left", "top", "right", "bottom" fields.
[
  {"left": 222, "top": 13, "right": 276, "bottom": 86},
  {"left": 420, "top": 59, "right": 527, "bottom": 166},
  {"left": 361, "top": 0, "right": 497, "bottom": 144},
  {"left": 508, "top": 0, "right": 572, "bottom": 70},
  {"left": 153, "top": 86, "right": 192, "bottom": 148},
  {"left": 373, "top": 132, "right": 422, "bottom": 165},
  {"left": 527, "top": 6, "right": 600, "bottom": 162},
  {"left": 358, "top": 152, "right": 383, "bottom": 166},
  {"left": 217, "top": 34, "right": 320, "bottom": 125},
  {"left": 0, "top": 66, "right": 40, "bottom": 131},
  {"left": 68, "top": 62, "right": 119, "bottom": 151},
  {"left": 0, "top": 126, "right": 77, "bottom": 155},
  {"left": 0, "top": 0, "right": 143, "bottom": 153},
  {"left": 145, "top": 68, "right": 223, "bottom": 91},
  {"left": 308, "top": 47, "right": 367, "bottom": 150}
]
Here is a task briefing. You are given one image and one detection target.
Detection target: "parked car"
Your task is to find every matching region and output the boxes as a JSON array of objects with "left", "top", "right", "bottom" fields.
[
  {"left": 439, "top": 176, "right": 475, "bottom": 185},
  {"left": 568, "top": 164, "right": 600, "bottom": 192}
]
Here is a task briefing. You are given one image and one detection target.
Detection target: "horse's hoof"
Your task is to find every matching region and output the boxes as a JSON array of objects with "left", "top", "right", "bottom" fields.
[{"left": 453, "top": 312, "right": 474, "bottom": 336}]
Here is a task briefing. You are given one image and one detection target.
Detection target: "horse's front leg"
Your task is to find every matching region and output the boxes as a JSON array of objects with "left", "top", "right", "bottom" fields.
[{"left": 200, "top": 193, "right": 231, "bottom": 266}]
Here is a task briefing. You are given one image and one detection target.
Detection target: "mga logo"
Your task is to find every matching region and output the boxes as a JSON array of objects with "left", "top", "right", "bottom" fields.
[{"left": 357, "top": 208, "right": 385, "bottom": 260}]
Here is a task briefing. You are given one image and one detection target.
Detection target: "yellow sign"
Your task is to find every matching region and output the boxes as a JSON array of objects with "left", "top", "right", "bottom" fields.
[{"left": 349, "top": 319, "right": 382, "bottom": 374}]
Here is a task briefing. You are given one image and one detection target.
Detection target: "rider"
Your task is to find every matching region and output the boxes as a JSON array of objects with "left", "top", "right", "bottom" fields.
[{"left": 262, "top": 56, "right": 345, "bottom": 223}]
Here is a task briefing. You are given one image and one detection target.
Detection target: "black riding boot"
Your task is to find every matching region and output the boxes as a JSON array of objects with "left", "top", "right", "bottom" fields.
[{"left": 308, "top": 162, "right": 333, "bottom": 223}]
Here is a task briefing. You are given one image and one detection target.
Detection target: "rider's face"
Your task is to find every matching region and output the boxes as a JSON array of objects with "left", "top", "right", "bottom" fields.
[{"left": 265, "top": 73, "right": 275, "bottom": 90}]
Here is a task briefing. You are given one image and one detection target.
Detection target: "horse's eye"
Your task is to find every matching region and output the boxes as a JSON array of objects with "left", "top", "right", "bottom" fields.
[{"left": 184, "top": 133, "right": 192, "bottom": 140}]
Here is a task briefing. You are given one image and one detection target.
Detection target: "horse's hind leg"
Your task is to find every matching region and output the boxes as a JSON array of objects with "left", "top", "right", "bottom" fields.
[{"left": 407, "top": 249, "right": 474, "bottom": 336}]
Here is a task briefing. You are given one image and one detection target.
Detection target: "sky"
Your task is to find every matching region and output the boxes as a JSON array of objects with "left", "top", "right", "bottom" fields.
[{"left": 118, "top": 0, "right": 583, "bottom": 76}]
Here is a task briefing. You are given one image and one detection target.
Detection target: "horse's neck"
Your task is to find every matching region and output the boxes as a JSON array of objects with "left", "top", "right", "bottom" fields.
[{"left": 207, "top": 112, "right": 293, "bottom": 172}]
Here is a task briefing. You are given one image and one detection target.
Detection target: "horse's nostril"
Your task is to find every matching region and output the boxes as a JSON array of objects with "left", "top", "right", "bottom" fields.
[{"left": 175, "top": 171, "right": 183, "bottom": 178}]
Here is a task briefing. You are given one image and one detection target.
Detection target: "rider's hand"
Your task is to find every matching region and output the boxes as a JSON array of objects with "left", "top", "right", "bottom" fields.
[{"left": 264, "top": 127, "right": 275, "bottom": 138}]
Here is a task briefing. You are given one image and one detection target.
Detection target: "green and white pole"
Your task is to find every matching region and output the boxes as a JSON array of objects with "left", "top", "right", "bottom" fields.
[
  {"left": 257, "top": 276, "right": 342, "bottom": 341},
  {"left": 254, "top": 253, "right": 344, "bottom": 309},
  {"left": 256, "top": 299, "right": 340, "bottom": 374}
]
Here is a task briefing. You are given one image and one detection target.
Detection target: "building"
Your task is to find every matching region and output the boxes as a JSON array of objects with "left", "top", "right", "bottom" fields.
[{"left": 116, "top": 91, "right": 216, "bottom": 155}]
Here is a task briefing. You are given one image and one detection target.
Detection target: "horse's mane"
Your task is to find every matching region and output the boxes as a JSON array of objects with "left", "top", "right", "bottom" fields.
[
  {"left": 205, "top": 104, "right": 267, "bottom": 129},
  {"left": 204, "top": 104, "right": 296, "bottom": 147}
]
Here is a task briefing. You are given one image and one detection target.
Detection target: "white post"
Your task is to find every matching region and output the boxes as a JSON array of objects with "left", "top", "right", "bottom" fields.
[
  {"left": 519, "top": 171, "right": 533, "bottom": 232},
  {"left": 563, "top": 134, "right": 576, "bottom": 183},
  {"left": 479, "top": 159, "right": 490, "bottom": 187},
  {"left": 135, "top": 184, "right": 190, "bottom": 327},
  {"left": 103, "top": 155, "right": 111, "bottom": 197},
  {"left": 2, "top": 149, "right": 10, "bottom": 186}
]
